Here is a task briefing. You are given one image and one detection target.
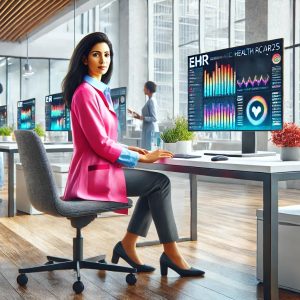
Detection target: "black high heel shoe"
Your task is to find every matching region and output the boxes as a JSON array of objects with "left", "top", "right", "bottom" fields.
[
  {"left": 111, "top": 241, "right": 155, "bottom": 273},
  {"left": 160, "top": 253, "right": 205, "bottom": 277}
]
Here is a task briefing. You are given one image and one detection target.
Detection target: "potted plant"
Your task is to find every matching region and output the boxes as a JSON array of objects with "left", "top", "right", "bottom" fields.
[
  {"left": 271, "top": 122, "right": 300, "bottom": 161},
  {"left": 174, "top": 117, "right": 195, "bottom": 154},
  {"left": 0, "top": 126, "right": 13, "bottom": 142},
  {"left": 160, "top": 127, "right": 178, "bottom": 152},
  {"left": 33, "top": 123, "right": 45, "bottom": 141}
]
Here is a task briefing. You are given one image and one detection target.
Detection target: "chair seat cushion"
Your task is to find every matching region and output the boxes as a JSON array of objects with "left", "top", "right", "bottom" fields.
[{"left": 55, "top": 198, "right": 133, "bottom": 218}]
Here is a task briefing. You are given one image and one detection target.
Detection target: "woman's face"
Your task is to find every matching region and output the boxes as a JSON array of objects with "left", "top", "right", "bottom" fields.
[
  {"left": 83, "top": 42, "right": 111, "bottom": 80},
  {"left": 144, "top": 86, "right": 149, "bottom": 96}
]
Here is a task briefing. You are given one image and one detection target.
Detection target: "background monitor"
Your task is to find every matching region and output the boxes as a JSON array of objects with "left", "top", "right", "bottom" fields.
[
  {"left": 17, "top": 98, "right": 35, "bottom": 130},
  {"left": 188, "top": 38, "right": 283, "bottom": 155},
  {"left": 110, "top": 87, "right": 127, "bottom": 140},
  {"left": 0, "top": 105, "right": 7, "bottom": 127},
  {"left": 45, "top": 93, "right": 70, "bottom": 131}
]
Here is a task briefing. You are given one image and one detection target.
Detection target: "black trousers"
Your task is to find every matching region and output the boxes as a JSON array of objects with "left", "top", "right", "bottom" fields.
[{"left": 124, "top": 169, "right": 179, "bottom": 243}]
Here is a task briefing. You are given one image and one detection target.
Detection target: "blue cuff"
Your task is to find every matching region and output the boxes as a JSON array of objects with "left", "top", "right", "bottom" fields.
[{"left": 116, "top": 148, "right": 139, "bottom": 167}]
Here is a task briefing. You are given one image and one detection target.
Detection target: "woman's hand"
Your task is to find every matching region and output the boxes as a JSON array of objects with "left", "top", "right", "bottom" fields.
[
  {"left": 133, "top": 112, "right": 143, "bottom": 120},
  {"left": 127, "top": 108, "right": 135, "bottom": 115},
  {"left": 128, "top": 146, "right": 149, "bottom": 155},
  {"left": 139, "top": 149, "right": 173, "bottom": 163},
  {"left": 128, "top": 109, "right": 143, "bottom": 120}
]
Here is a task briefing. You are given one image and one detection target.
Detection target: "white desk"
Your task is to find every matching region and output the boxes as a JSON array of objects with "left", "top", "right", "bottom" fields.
[
  {"left": 137, "top": 153, "right": 300, "bottom": 300},
  {"left": 0, "top": 142, "right": 74, "bottom": 217}
]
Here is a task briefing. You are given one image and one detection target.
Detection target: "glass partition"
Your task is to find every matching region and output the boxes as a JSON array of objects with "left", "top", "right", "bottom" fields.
[
  {"left": 7, "top": 58, "right": 20, "bottom": 127},
  {"left": 21, "top": 58, "right": 49, "bottom": 127},
  {"left": 50, "top": 59, "right": 69, "bottom": 94},
  {"left": 0, "top": 57, "right": 6, "bottom": 107}
]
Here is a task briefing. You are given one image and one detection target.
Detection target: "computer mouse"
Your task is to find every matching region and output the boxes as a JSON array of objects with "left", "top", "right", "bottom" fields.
[{"left": 211, "top": 155, "right": 229, "bottom": 161}]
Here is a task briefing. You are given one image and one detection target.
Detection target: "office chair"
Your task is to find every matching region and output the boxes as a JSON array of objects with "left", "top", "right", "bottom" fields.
[{"left": 14, "top": 130, "right": 137, "bottom": 294}]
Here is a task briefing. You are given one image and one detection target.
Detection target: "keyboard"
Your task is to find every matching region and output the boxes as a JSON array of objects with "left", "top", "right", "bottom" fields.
[{"left": 173, "top": 154, "right": 202, "bottom": 159}]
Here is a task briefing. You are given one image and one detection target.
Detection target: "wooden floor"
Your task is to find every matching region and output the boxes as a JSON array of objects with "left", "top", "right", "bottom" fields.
[{"left": 1, "top": 175, "right": 300, "bottom": 299}]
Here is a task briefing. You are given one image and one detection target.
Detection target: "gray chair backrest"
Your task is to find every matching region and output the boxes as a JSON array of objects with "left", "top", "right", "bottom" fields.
[{"left": 14, "top": 130, "right": 60, "bottom": 215}]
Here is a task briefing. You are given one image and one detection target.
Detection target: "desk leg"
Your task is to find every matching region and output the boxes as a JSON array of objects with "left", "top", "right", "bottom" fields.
[
  {"left": 190, "top": 174, "right": 197, "bottom": 241},
  {"left": 263, "top": 176, "right": 278, "bottom": 300},
  {"left": 136, "top": 173, "right": 198, "bottom": 247},
  {"left": 8, "top": 152, "right": 15, "bottom": 217}
]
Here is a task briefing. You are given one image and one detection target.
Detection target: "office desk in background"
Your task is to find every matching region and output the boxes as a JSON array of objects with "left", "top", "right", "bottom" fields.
[
  {"left": 137, "top": 154, "right": 300, "bottom": 300},
  {"left": 0, "top": 142, "right": 74, "bottom": 218}
]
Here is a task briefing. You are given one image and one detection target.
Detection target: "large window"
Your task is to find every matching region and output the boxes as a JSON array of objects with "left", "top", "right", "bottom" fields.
[
  {"left": 98, "top": 0, "right": 120, "bottom": 87},
  {"left": 0, "top": 57, "right": 6, "bottom": 107},
  {"left": 234, "top": 0, "right": 246, "bottom": 46},
  {"left": 178, "top": 0, "right": 199, "bottom": 117},
  {"left": 203, "top": 0, "right": 229, "bottom": 52},
  {"left": 295, "top": 0, "right": 300, "bottom": 122},
  {"left": 268, "top": 0, "right": 300, "bottom": 123},
  {"left": 149, "top": 0, "right": 173, "bottom": 121},
  {"left": 149, "top": 0, "right": 245, "bottom": 141},
  {"left": 147, "top": 0, "right": 298, "bottom": 143}
]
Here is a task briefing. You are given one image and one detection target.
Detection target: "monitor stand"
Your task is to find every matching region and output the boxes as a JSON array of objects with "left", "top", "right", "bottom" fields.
[
  {"left": 204, "top": 132, "right": 276, "bottom": 157},
  {"left": 68, "top": 130, "right": 72, "bottom": 142}
]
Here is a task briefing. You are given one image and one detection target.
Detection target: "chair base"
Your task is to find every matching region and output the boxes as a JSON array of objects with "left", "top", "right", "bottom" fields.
[
  {"left": 18, "top": 255, "right": 137, "bottom": 294},
  {"left": 46, "top": 254, "right": 106, "bottom": 264}
]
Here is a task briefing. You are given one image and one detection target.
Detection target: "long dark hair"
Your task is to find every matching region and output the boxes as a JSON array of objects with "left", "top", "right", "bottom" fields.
[{"left": 62, "top": 32, "right": 114, "bottom": 108}]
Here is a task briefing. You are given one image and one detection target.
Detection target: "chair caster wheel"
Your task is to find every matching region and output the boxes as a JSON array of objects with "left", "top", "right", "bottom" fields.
[
  {"left": 98, "top": 259, "right": 107, "bottom": 264},
  {"left": 126, "top": 273, "right": 137, "bottom": 285},
  {"left": 73, "top": 280, "right": 84, "bottom": 294},
  {"left": 17, "top": 274, "right": 28, "bottom": 286}
]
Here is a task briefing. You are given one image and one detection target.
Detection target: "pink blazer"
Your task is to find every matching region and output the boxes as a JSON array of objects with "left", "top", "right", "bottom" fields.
[{"left": 63, "top": 82, "right": 128, "bottom": 214}]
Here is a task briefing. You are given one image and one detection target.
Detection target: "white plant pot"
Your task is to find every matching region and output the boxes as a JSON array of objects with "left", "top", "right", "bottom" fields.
[
  {"left": 176, "top": 140, "right": 192, "bottom": 154},
  {"left": 280, "top": 147, "right": 300, "bottom": 161},
  {"left": 164, "top": 142, "right": 177, "bottom": 153},
  {"left": 0, "top": 135, "right": 12, "bottom": 142}
]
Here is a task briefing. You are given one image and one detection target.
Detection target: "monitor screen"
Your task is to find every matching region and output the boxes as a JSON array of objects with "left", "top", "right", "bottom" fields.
[
  {"left": 45, "top": 93, "right": 70, "bottom": 131},
  {"left": 188, "top": 38, "right": 283, "bottom": 131},
  {"left": 110, "top": 87, "right": 127, "bottom": 139},
  {"left": 17, "top": 98, "right": 35, "bottom": 130},
  {"left": 0, "top": 105, "right": 7, "bottom": 127}
]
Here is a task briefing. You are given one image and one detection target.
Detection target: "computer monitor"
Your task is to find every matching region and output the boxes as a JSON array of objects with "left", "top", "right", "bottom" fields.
[
  {"left": 188, "top": 38, "right": 283, "bottom": 156},
  {"left": 0, "top": 105, "right": 7, "bottom": 127},
  {"left": 45, "top": 93, "right": 70, "bottom": 131},
  {"left": 110, "top": 87, "right": 127, "bottom": 141},
  {"left": 17, "top": 98, "right": 35, "bottom": 130}
]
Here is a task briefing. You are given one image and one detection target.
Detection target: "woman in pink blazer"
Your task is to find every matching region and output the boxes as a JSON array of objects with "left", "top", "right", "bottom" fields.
[{"left": 62, "top": 32, "right": 204, "bottom": 277}]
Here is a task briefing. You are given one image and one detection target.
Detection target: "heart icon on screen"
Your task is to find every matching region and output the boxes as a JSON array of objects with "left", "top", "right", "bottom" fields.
[{"left": 252, "top": 106, "right": 261, "bottom": 118}]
